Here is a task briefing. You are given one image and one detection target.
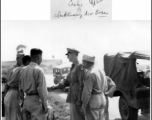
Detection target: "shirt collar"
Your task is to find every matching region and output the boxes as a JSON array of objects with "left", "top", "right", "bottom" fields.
[
  {"left": 14, "top": 64, "right": 25, "bottom": 68},
  {"left": 72, "top": 61, "right": 79, "bottom": 66},
  {"left": 20, "top": 65, "right": 24, "bottom": 67},
  {"left": 13, "top": 64, "right": 19, "bottom": 68},
  {"left": 87, "top": 65, "right": 94, "bottom": 71},
  {"left": 30, "top": 62, "right": 38, "bottom": 66}
]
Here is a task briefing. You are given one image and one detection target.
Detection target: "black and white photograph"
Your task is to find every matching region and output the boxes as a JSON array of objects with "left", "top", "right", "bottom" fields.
[
  {"left": 1, "top": 0, "right": 151, "bottom": 120},
  {"left": 1, "top": 20, "right": 150, "bottom": 120}
]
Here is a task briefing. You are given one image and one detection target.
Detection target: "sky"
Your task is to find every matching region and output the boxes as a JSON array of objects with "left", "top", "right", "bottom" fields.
[{"left": 1, "top": 20, "right": 151, "bottom": 67}]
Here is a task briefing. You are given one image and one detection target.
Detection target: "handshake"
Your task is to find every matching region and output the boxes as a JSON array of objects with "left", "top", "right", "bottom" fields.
[{"left": 47, "top": 86, "right": 58, "bottom": 91}]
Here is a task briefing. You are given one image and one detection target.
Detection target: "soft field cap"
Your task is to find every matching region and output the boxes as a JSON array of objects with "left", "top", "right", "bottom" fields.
[{"left": 83, "top": 54, "right": 95, "bottom": 62}]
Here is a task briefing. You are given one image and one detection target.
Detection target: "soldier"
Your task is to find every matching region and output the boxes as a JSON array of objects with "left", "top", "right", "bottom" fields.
[
  {"left": 104, "top": 76, "right": 116, "bottom": 120},
  {"left": 81, "top": 54, "right": 107, "bottom": 120},
  {"left": 4, "top": 55, "right": 31, "bottom": 120},
  {"left": 20, "top": 48, "right": 50, "bottom": 120},
  {"left": 48, "top": 48, "right": 85, "bottom": 120},
  {"left": 6, "top": 51, "right": 25, "bottom": 82},
  {"left": 3, "top": 51, "right": 24, "bottom": 119}
]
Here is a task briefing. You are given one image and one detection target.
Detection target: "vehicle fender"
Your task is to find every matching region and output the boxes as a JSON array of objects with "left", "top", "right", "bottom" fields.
[
  {"left": 113, "top": 89, "right": 139, "bottom": 109},
  {"left": 113, "top": 89, "right": 123, "bottom": 97}
]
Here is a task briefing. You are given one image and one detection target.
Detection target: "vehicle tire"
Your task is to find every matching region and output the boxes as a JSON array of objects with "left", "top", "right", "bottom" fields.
[{"left": 119, "top": 96, "right": 138, "bottom": 120}]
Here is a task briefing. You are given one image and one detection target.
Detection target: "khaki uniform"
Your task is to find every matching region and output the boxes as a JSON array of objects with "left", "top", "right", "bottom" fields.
[
  {"left": 104, "top": 76, "right": 116, "bottom": 120},
  {"left": 6, "top": 65, "right": 18, "bottom": 81},
  {"left": 82, "top": 66, "right": 107, "bottom": 120},
  {"left": 20, "top": 62, "right": 48, "bottom": 120},
  {"left": 55, "top": 62, "right": 85, "bottom": 120},
  {"left": 4, "top": 66, "right": 23, "bottom": 120}
]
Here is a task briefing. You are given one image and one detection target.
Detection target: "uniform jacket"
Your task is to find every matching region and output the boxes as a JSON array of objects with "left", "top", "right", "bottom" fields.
[
  {"left": 6, "top": 64, "right": 19, "bottom": 83},
  {"left": 57, "top": 62, "right": 85, "bottom": 105},
  {"left": 7, "top": 66, "right": 23, "bottom": 89},
  {"left": 20, "top": 62, "right": 48, "bottom": 108},
  {"left": 81, "top": 65, "right": 107, "bottom": 109}
]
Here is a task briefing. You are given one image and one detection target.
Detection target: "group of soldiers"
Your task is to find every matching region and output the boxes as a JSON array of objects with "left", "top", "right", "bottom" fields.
[{"left": 2, "top": 47, "right": 116, "bottom": 120}]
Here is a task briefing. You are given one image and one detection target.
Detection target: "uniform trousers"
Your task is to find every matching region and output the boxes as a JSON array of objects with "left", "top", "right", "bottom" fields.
[
  {"left": 4, "top": 89, "right": 21, "bottom": 120},
  {"left": 70, "top": 103, "right": 85, "bottom": 120},
  {"left": 85, "top": 93, "right": 106, "bottom": 120},
  {"left": 104, "top": 96, "right": 109, "bottom": 120},
  {"left": 22, "top": 95, "right": 48, "bottom": 120}
]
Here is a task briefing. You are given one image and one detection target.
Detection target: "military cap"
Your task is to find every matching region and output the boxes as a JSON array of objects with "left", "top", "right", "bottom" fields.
[
  {"left": 16, "top": 49, "right": 24, "bottom": 58},
  {"left": 65, "top": 48, "right": 79, "bottom": 55},
  {"left": 83, "top": 54, "right": 95, "bottom": 62}
]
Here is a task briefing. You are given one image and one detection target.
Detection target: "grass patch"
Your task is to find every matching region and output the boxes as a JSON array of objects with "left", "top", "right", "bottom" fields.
[{"left": 48, "top": 92, "right": 70, "bottom": 120}]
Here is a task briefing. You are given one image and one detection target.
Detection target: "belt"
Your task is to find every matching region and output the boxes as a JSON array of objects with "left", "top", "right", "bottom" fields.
[
  {"left": 26, "top": 93, "right": 38, "bottom": 96},
  {"left": 92, "top": 91, "right": 102, "bottom": 94},
  {"left": 9, "top": 87, "right": 19, "bottom": 90}
]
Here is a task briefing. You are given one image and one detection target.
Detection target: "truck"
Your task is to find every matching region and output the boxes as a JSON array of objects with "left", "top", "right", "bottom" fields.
[{"left": 104, "top": 51, "right": 150, "bottom": 120}]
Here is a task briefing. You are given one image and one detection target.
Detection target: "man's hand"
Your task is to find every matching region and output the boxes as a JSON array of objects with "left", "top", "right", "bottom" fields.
[
  {"left": 105, "top": 91, "right": 113, "bottom": 98},
  {"left": 47, "top": 86, "right": 57, "bottom": 91},
  {"left": 43, "top": 106, "right": 49, "bottom": 113},
  {"left": 76, "top": 99, "right": 82, "bottom": 106},
  {"left": 43, "top": 105, "right": 53, "bottom": 113},
  {"left": 48, "top": 105, "right": 53, "bottom": 110},
  {"left": 105, "top": 85, "right": 116, "bottom": 98},
  {"left": 81, "top": 105, "right": 86, "bottom": 116}
]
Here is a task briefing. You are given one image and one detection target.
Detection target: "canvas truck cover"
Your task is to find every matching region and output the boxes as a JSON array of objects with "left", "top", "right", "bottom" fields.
[{"left": 104, "top": 51, "right": 150, "bottom": 91}]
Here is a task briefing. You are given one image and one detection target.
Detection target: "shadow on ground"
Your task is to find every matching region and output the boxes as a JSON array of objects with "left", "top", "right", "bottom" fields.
[{"left": 114, "top": 114, "right": 150, "bottom": 120}]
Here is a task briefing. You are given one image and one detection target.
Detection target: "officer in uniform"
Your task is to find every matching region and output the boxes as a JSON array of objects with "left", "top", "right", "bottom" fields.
[
  {"left": 48, "top": 48, "right": 85, "bottom": 120},
  {"left": 3, "top": 51, "right": 24, "bottom": 120},
  {"left": 81, "top": 54, "right": 107, "bottom": 120},
  {"left": 20, "top": 48, "right": 50, "bottom": 120}
]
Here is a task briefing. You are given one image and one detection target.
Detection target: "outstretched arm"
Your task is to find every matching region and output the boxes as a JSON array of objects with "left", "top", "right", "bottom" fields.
[{"left": 47, "top": 73, "right": 70, "bottom": 91}]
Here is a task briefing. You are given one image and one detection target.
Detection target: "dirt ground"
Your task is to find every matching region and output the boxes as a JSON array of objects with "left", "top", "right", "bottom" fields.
[{"left": 48, "top": 90, "right": 70, "bottom": 120}]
